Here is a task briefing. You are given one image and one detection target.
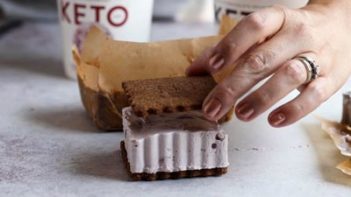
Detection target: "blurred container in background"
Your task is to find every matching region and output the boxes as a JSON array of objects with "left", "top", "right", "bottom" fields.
[
  {"left": 57, "top": 0, "right": 154, "bottom": 79},
  {"left": 214, "top": 0, "right": 308, "bottom": 23}
]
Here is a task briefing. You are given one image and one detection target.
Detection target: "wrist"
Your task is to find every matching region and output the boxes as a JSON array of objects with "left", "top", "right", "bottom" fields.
[
  {"left": 308, "top": 0, "right": 351, "bottom": 12},
  {"left": 306, "top": 0, "right": 351, "bottom": 24}
]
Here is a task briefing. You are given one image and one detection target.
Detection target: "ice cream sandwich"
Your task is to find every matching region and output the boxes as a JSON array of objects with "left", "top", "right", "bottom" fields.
[{"left": 121, "top": 76, "right": 229, "bottom": 181}]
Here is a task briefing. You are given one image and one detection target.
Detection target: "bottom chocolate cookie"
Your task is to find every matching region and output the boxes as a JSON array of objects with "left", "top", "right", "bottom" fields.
[{"left": 120, "top": 141, "right": 228, "bottom": 181}]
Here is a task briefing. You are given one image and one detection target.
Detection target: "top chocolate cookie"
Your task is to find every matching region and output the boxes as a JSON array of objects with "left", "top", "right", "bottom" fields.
[{"left": 122, "top": 76, "right": 216, "bottom": 117}]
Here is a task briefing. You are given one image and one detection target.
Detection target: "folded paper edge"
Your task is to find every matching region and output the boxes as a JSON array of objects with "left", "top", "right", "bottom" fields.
[
  {"left": 320, "top": 118, "right": 351, "bottom": 157},
  {"left": 337, "top": 160, "right": 351, "bottom": 176}
]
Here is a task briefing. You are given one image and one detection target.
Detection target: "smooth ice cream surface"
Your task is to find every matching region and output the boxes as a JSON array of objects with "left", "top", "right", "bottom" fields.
[{"left": 122, "top": 107, "right": 229, "bottom": 174}]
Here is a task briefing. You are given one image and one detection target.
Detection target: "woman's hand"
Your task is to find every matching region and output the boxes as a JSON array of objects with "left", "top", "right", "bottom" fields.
[{"left": 187, "top": 1, "right": 351, "bottom": 127}]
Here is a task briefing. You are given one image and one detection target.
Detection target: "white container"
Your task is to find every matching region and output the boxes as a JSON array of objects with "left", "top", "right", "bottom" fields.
[
  {"left": 57, "top": 0, "right": 154, "bottom": 79},
  {"left": 214, "top": 0, "right": 308, "bottom": 23}
]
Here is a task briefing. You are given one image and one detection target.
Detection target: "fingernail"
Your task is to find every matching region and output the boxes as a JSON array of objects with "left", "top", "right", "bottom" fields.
[
  {"left": 270, "top": 113, "right": 286, "bottom": 127},
  {"left": 203, "top": 98, "right": 222, "bottom": 119},
  {"left": 237, "top": 103, "right": 255, "bottom": 120},
  {"left": 209, "top": 53, "right": 225, "bottom": 70}
]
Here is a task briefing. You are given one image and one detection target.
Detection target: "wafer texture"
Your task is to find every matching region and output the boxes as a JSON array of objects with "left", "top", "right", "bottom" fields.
[
  {"left": 120, "top": 141, "right": 227, "bottom": 181},
  {"left": 122, "top": 76, "right": 216, "bottom": 117}
]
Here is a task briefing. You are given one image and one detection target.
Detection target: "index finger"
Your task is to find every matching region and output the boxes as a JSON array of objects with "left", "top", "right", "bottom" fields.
[{"left": 187, "top": 6, "right": 286, "bottom": 76}]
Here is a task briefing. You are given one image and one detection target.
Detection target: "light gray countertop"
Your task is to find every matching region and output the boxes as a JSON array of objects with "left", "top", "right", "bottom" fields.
[{"left": 0, "top": 22, "right": 350, "bottom": 197}]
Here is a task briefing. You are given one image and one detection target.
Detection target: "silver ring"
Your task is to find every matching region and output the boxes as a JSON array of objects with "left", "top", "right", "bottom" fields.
[{"left": 296, "top": 56, "right": 320, "bottom": 84}]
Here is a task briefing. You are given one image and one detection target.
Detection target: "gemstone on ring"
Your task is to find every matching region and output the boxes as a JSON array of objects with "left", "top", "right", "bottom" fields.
[{"left": 296, "top": 56, "right": 320, "bottom": 83}]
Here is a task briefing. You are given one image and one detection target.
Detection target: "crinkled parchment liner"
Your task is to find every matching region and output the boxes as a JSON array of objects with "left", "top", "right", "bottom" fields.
[
  {"left": 219, "top": 15, "right": 237, "bottom": 36},
  {"left": 337, "top": 159, "right": 351, "bottom": 175},
  {"left": 73, "top": 16, "right": 237, "bottom": 131},
  {"left": 320, "top": 118, "right": 351, "bottom": 175}
]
